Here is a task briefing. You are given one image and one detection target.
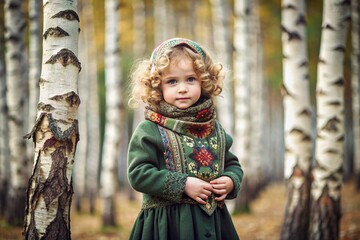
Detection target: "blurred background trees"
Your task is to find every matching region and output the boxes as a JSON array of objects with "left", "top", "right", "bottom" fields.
[{"left": 0, "top": 0, "right": 358, "bottom": 239}]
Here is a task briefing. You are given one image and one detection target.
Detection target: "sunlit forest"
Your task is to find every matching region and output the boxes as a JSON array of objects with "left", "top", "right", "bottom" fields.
[{"left": 0, "top": 0, "right": 359, "bottom": 239}]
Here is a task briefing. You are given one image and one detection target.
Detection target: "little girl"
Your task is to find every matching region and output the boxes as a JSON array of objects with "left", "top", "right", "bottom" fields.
[{"left": 127, "top": 37, "right": 243, "bottom": 240}]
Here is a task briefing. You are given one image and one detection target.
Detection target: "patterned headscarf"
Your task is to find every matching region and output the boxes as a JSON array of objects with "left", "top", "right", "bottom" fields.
[{"left": 150, "top": 37, "right": 206, "bottom": 71}]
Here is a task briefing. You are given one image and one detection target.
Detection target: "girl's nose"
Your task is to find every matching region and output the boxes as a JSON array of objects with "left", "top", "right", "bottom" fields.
[{"left": 178, "top": 83, "right": 188, "bottom": 93}]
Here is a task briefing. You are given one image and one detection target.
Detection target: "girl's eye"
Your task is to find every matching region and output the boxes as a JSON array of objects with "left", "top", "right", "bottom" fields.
[
  {"left": 188, "top": 77, "right": 196, "bottom": 83},
  {"left": 168, "top": 79, "right": 177, "bottom": 85}
]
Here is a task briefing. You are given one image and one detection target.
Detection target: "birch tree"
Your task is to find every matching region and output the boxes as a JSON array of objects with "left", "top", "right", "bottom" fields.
[
  {"left": 249, "top": 0, "right": 265, "bottom": 197},
  {"left": 154, "top": 0, "right": 168, "bottom": 44},
  {"left": 351, "top": 0, "right": 360, "bottom": 190},
  {"left": 28, "top": 0, "right": 42, "bottom": 154},
  {"left": 82, "top": 0, "right": 100, "bottom": 214},
  {"left": 73, "top": 0, "right": 88, "bottom": 212},
  {"left": 0, "top": 1, "right": 9, "bottom": 214},
  {"left": 280, "top": 1, "right": 312, "bottom": 239},
  {"left": 23, "top": 0, "right": 81, "bottom": 238},
  {"left": 4, "top": 0, "right": 28, "bottom": 226},
  {"left": 100, "top": 0, "right": 123, "bottom": 226},
  {"left": 210, "top": 0, "right": 233, "bottom": 134},
  {"left": 310, "top": 1, "right": 350, "bottom": 239},
  {"left": 233, "top": 0, "right": 251, "bottom": 212}
]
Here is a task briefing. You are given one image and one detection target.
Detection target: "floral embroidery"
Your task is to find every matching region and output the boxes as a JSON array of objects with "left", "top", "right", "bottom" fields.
[
  {"left": 183, "top": 136, "right": 195, "bottom": 147},
  {"left": 196, "top": 109, "right": 211, "bottom": 120},
  {"left": 190, "top": 146, "right": 214, "bottom": 167},
  {"left": 209, "top": 137, "right": 218, "bottom": 150},
  {"left": 185, "top": 122, "right": 214, "bottom": 138}
]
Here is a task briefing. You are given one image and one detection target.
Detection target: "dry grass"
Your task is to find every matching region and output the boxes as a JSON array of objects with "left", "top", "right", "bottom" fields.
[{"left": 1, "top": 180, "right": 360, "bottom": 239}]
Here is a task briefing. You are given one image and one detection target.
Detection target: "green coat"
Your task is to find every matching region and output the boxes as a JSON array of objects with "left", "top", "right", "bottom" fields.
[{"left": 127, "top": 120, "right": 243, "bottom": 240}]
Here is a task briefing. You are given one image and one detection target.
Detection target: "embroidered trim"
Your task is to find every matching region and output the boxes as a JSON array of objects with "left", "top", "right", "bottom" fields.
[{"left": 162, "top": 172, "right": 187, "bottom": 202}]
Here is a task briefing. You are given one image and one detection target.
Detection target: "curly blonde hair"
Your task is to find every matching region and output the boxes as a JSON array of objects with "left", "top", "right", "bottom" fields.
[{"left": 128, "top": 44, "right": 224, "bottom": 110}]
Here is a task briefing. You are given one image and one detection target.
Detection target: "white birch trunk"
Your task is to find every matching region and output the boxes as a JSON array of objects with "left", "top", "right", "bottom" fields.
[
  {"left": 233, "top": 0, "right": 251, "bottom": 212},
  {"left": 28, "top": 0, "right": 41, "bottom": 153},
  {"left": 82, "top": 0, "right": 100, "bottom": 214},
  {"left": 310, "top": 1, "right": 350, "bottom": 238},
  {"left": 210, "top": 0, "right": 233, "bottom": 134},
  {"left": 351, "top": 0, "right": 360, "bottom": 189},
  {"left": 4, "top": 0, "right": 28, "bottom": 226},
  {"left": 23, "top": 0, "right": 81, "bottom": 238},
  {"left": 133, "top": 0, "right": 146, "bottom": 58},
  {"left": 154, "top": 0, "right": 168, "bottom": 44},
  {"left": 101, "top": 0, "right": 123, "bottom": 226},
  {"left": 130, "top": 0, "right": 146, "bottom": 201},
  {"left": 249, "top": 0, "right": 265, "bottom": 195},
  {"left": 0, "top": 9, "right": 9, "bottom": 214},
  {"left": 73, "top": 0, "right": 88, "bottom": 212},
  {"left": 280, "top": 1, "right": 312, "bottom": 239}
]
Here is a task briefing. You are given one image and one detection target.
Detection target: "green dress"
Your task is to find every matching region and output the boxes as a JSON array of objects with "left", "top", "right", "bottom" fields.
[{"left": 127, "top": 99, "right": 243, "bottom": 240}]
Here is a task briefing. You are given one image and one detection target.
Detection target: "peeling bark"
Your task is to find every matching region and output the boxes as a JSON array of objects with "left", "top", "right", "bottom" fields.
[{"left": 23, "top": 0, "right": 80, "bottom": 239}]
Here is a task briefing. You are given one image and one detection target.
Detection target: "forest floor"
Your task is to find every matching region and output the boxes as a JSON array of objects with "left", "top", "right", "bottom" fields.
[{"left": 1, "top": 179, "right": 360, "bottom": 240}]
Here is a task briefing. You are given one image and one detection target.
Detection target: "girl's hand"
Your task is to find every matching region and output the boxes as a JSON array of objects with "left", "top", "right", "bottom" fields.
[
  {"left": 184, "top": 177, "right": 213, "bottom": 205},
  {"left": 210, "top": 176, "right": 234, "bottom": 201}
]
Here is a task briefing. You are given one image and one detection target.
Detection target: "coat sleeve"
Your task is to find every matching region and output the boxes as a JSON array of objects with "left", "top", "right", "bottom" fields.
[
  {"left": 221, "top": 131, "right": 244, "bottom": 200},
  {"left": 127, "top": 121, "right": 188, "bottom": 202}
]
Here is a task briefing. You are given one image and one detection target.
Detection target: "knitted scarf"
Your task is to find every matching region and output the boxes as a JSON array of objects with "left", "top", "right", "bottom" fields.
[{"left": 145, "top": 98, "right": 216, "bottom": 138}]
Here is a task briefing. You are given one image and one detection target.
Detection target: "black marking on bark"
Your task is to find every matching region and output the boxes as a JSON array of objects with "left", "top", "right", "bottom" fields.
[
  {"left": 332, "top": 77, "right": 345, "bottom": 86},
  {"left": 43, "top": 27, "right": 69, "bottom": 40},
  {"left": 52, "top": 10, "right": 80, "bottom": 22},
  {"left": 321, "top": 117, "right": 340, "bottom": 132},
  {"left": 282, "top": 25, "right": 302, "bottom": 41},
  {"left": 37, "top": 102, "right": 56, "bottom": 112},
  {"left": 47, "top": 114, "right": 79, "bottom": 143},
  {"left": 327, "top": 101, "right": 341, "bottom": 106},
  {"left": 280, "top": 83, "right": 293, "bottom": 97},
  {"left": 282, "top": 4, "right": 296, "bottom": 10},
  {"left": 325, "top": 148, "right": 339, "bottom": 154},
  {"left": 49, "top": 91, "right": 81, "bottom": 108},
  {"left": 336, "top": 135, "right": 344, "bottom": 142},
  {"left": 7, "top": 1, "right": 20, "bottom": 9},
  {"left": 6, "top": 34, "right": 21, "bottom": 43},
  {"left": 299, "top": 109, "right": 311, "bottom": 117},
  {"left": 323, "top": 24, "right": 335, "bottom": 30},
  {"left": 296, "top": 14, "right": 307, "bottom": 25},
  {"left": 299, "top": 60, "right": 308, "bottom": 67},
  {"left": 318, "top": 58, "right": 326, "bottom": 64},
  {"left": 333, "top": 45, "right": 345, "bottom": 53},
  {"left": 39, "top": 78, "right": 48, "bottom": 86},
  {"left": 338, "top": 0, "right": 351, "bottom": 6},
  {"left": 45, "top": 48, "right": 81, "bottom": 71}
]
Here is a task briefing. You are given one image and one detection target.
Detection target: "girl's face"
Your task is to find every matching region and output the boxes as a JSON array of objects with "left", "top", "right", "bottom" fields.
[{"left": 160, "top": 57, "right": 201, "bottom": 109}]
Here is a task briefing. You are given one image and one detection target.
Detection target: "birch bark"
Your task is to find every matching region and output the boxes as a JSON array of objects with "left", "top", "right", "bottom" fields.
[
  {"left": 23, "top": 0, "right": 81, "bottom": 238},
  {"left": 73, "top": 0, "right": 87, "bottom": 213},
  {"left": 82, "top": 0, "right": 100, "bottom": 214},
  {"left": 0, "top": 2, "right": 9, "bottom": 214},
  {"left": 4, "top": 0, "right": 28, "bottom": 226},
  {"left": 280, "top": 1, "right": 312, "bottom": 239},
  {"left": 154, "top": 0, "right": 168, "bottom": 44},
  {"left": 310, "top": 1, "right": 350, "bottom": 239},
  {"left": 351, "top": 0, "right": 360, "bottom": 189},
  {"left": 28, "top": 0, "right": 41, "bottom": 142},
  {"left": 210, "top": 0, "right": 233, "bottom": 134},
  {"left": 100, "top": 0, "right": 123, "bottom": 226},
  {"left": 233, "top": 0, "right": 251, "bottom": 212}
]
